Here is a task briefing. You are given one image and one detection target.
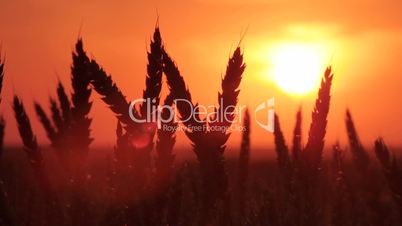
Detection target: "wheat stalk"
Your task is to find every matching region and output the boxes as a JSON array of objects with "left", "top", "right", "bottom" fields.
[
  {"left": 0, "top": 116, "right": 4, "bottom": 159},
  {"left": 0, "top": 60, "right": 4, "bottom": 159},
  {"left": 332, "top": 142, "right": 344, "bottom": 176},
  {"left": 154, "top": 93, "right": 177, "bottom": 190},
  {"left": 292, "top": 107, "right": 302, "bottom": 161},
  {"left": 166, "top": 171, "right": 183, "bottom": 226},
  {"left": 0, "top": 60, "right": 3, "bottom": 96},
  {"left": 330, "top": 142, "right": 351, "bottom": 226},
  {"left": 163, "top": 46, "right": 245, "bottom": 224},
  {"left": 237, "top": 108, "right": 250, "bottom": 223}
]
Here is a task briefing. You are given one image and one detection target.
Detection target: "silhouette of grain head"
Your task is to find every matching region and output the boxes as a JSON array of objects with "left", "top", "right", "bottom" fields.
[
  {"left": 57, "top": 82, "right": 71, "bottom": 126},
  {"left": 131, "top": 27, "right": 165, "bottom": 174},
  {"left": 274, "top": 113, "right": 290, "bottom": 171},
  {"left": 13, "top": 96, "right": 42, "bottom": 167},
  {"left": 34, "top": 102, "right": 57, "bottom": 145},
  {"left": 303, "top": 67, "right": 333, "bottom": 168},
  {"left": 163, "top": 45, "right": 245, "bottom": 221},
  {"left": 374, "top": 137, "right": 402, "bottom": 212},
  {"left": 70, "top": 39, "right": 93, "bottom": 153},
  {"left": 140, "top": 27, "right": 163, "bottom": 118},
  {"left": 345, "top": 109, "right": 370, "bottom": 170},
  {"left": 49, "top": 97, "right": 63, "bottom": 133},
  {"left": 88, "top": 59, "right": 136, "bottom": 132},
  {"left": 218, "top": 47, "right": 245, "bottom": 125},
  {"left": 86, "top": 31, "right": 166, "bottom": 188},
  {"left": 71, "top": 39, "right": 92, "bottom": 114},
  {"left": 208, "top": 47, "right": 245, "bottom": 150},
  {"left": 162, "top": 49, "right": 197, "bottom": 128},
  {"left": 374, "top": 137, "right": 390, "bottom": 168}
]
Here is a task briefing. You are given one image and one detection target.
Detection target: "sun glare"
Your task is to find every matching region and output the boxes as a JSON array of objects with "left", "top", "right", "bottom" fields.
[{"left": 268, "top": 43, "right": 329, "bottom": 95}]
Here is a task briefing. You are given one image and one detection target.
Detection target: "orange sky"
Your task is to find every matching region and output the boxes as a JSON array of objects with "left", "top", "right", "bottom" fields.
[{"left": 0, "top": 0, "right": 401, "bottom": 153}]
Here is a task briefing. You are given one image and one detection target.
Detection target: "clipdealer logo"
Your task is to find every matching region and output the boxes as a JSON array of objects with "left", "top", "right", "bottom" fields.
[{"left": 128, "top": 97, "right": 275, "bottom": 133}]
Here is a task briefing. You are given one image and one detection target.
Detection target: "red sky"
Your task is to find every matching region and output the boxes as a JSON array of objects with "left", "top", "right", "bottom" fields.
[{"left": 0, "top": 0, "right": 401, "bottom": 153}]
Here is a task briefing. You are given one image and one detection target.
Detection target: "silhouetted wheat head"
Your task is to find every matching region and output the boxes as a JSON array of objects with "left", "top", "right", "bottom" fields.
[
  {"left": 292, "top": 67, "right": 333, "bottom": 225},
  {"left": 88, "top": 59, "right": 134, "bottom": 127},
  {"left": 343, "top": 112, "right": 385, "bottom": 225},
  {"left": 13, "top": 96, "right": 42, "bottom": 168},
  {"left": 14, "top": 96, "right": 63, "bottom": 224},
  {"left": 34, "top": 102, "right": 57, "bottom": 146},
  {"left": 89, "top": 27, "right": 162, "bottom": 139},
  {"left": 49, "top": 97, "right": 63, "bottom": 132},
  {"left": 134, "top": 27, "right": 165, "bottom": 182},
  {"left": 274, "top": 113, "right": 290, "bottom": 174},
  {"left": 35, "top": 80, "right": 83, "bottom": 173},
  {"left": 140, "top": 27, "right": 163, "bottom": 117},
  {"left": 86, "top": 29, "right": 166, "bottom": 213},
  {"left": 302, "top": 67, "right": 333, "bottom": 171},
  {"left": 204, "top": 46, "right": 245, "bottom": 198},
  {"left": 163, "top": 45, "right": 245, "bottom": 223},
  {"left": 57, "top": 82, "right": 72, "bottom": 126},
  {"left": 345, "top": 109, "right": 370, "bottom": 171},
  {"left": 374, "top": 138, "right": 402, "bottom": 212},
  {"left": 162, "top": 49, "right": 199, "bottom": 129},
  {"left": 70, "top": 39, "right": 93, "bottom": 156}
]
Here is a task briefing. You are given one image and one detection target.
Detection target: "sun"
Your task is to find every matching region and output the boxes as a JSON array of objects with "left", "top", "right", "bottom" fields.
[{"left": 268, "top": 43, "right": 329, "bottom": 95}]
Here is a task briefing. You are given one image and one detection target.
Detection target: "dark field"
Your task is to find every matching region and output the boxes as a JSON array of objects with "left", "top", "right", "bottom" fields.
[{"left": 1, "top": 146, "right": 402, "bottom": 226}]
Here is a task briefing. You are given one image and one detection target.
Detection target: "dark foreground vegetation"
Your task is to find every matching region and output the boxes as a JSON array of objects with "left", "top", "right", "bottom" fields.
[{"left": 0, "top": 26, "right": 401, "bottom": 226}]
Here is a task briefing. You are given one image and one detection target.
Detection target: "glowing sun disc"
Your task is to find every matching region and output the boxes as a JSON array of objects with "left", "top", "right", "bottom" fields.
[{"left": 269, "top": 43, "right": 328, "bottom": 95}]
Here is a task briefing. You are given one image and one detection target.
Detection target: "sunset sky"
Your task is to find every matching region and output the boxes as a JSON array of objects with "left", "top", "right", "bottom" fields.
[{"left": 0, "top": 0, "right": 401, "bottom": 154}]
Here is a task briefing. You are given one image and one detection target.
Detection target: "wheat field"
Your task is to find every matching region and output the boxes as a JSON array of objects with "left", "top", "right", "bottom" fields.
[{"left": 0, "top": 26, "right": 401, "bottom": 226}]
